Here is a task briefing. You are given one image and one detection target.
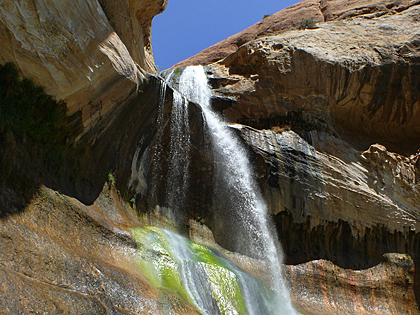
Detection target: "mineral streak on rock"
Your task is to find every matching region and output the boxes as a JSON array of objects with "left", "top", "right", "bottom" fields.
[{"left": 239, "top": 127, "right": 420, "bottom": 237}]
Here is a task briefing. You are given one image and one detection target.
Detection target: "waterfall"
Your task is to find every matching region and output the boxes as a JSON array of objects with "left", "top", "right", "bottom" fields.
[
  {"left": 166, "top": 89, "right": 191, "bottom": 216},
  {"left": 133, "top": 226, "right": 285, "bottom": 315},
  {"left": 175, "top": 66, "right": 299, "bottom": 315},
  {"left": 148, "top": 73, "right": 191, "bottom": 224},
  {"left": 149, "top": 80, "right": 167, "bottom": 205}
]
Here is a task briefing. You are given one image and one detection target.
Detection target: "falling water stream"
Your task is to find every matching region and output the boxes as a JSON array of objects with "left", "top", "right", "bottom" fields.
[
  {"left": 134, "top": 66, "right": 300, "bottom": 314},
  {"left": 177, "top": 66, "right": 298, "bottom": 314}
]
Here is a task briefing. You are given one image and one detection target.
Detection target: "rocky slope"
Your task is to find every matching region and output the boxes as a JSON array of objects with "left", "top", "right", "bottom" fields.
[{"left": 0, "top": 184, "right": 199, "bottom": 314}]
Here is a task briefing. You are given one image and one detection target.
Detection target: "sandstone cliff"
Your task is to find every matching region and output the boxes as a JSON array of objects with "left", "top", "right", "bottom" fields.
[
  {"left": 174, "top": 0, "right": 418, "bottom": 69},
  {"left": 0, "top": 184, "right": 199, "bottom": 314},
  {"left": 0, "top": 0, "right": 166, "bottom": 134}
]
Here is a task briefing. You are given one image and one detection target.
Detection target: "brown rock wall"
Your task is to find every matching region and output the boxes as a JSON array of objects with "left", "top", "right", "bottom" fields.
[
  {"left": 286, "top": 254, "right": 417, "bottom": 315},
  {"left": 206, "top": 3, "right": 420, "bottom": 154},
  {"left": 0, "top": 0, "right": 165, "bottom": 135},
  {"left": 239, "top": 127, "right": 420, "bottom": 238},
  {"left": 237, "top": 125, "right": 420, "bottom": 309}
]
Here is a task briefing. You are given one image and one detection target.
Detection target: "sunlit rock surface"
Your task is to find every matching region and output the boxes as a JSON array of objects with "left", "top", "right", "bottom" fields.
[
  {"left": 0, "top": 0, "right": 166, "bottom": 134},
  {"left": 173, "top": 0, "right": 417, "bottom": 69},
  {"left": 285, "top": 254, "right": 417, "bottom": 315},
  {"left": 206, "top": 2, "right": 420, "bottom": 154}
]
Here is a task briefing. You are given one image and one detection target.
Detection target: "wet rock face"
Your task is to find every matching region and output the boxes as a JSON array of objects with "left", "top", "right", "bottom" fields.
[
  {"left": 239, "top": 128, "right": 420, "bottom": 235},
  {"left": 0, "top": 186, "right": 199, "bottom": 314},
  {"left": 0, "top": 0, "right": 166, "bottom": 134},
  {"left": 238, "top": 126, "right": 420, "bottom": 309},
  {"left": 171, "top": 1, "right": 420, "bottom": 310}
]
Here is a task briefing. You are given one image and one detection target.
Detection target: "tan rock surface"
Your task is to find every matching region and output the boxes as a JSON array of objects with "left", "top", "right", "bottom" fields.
[
  {"left": 0, "top": 0, "right": 166, "bottom": 135},
  {"left": 206, "top": 1, "right": 420, "bottom": 154},
  {"left": 286, "top": 254, "right": 417, "bottom": 315},
  {"left": 173, "top": 0, "right": 414, "bottom": 68}
]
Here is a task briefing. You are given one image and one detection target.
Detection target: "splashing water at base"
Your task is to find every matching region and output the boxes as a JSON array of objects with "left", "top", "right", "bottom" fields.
[
  {"left": 176, "top": 66, "right": 299, "bottom": 314},
  {"left": 133, "top": 226, "right": 284, "bottom": 315}
]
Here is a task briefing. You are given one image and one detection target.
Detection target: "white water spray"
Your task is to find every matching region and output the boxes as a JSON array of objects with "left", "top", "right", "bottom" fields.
[
  {"left": 149, "top": 73, "right": 191, "bottom": 222},
  {"left": 177, "top": 66, "right": 299, "bottom": 314},
  {"left": 166, "top": 89, "right": 191, "bottom": 213}
]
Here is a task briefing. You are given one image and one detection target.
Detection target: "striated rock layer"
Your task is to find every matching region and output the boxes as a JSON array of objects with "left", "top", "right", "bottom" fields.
[
  {"left": 286, "top": 254, "right": 417, "bottom": 315},
  {"left": 239, "top": 126, "right": 420, "bottom": 313},
  {"left": 206, "top": 1, "right": 420, "bottom": 154}
]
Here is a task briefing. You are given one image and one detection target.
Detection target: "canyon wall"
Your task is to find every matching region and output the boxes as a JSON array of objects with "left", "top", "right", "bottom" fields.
[
  {"left": 1, "top": 0, "right": 420, "bottom": 314},
  {"left": 174, "top": 0, "right": 420, "bottom": 312}
]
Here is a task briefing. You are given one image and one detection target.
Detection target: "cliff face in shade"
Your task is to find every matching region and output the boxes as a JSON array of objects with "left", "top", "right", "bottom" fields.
[
  {"left": 0, "top": 0, "right": 166, "bottom": 134},
  {"left": 239, "top": 126, "right": 420, "bottom": 311},
  {"left": 239, "top": 127, "right": 420, "bottom": 237}
]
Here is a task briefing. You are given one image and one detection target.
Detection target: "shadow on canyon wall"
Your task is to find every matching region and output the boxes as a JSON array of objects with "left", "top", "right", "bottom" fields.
[
  {"left": 0, "top": 63, "right": 162, "bottom": 218},
  {"left": 0, "top": 65, "right": 210, "bottom": 229},
  {"left": 1, "top": 62, "right": 418, "bottom": 307},
  {"left": 276, "top": 210, "right": 420, "bottom": 306}
]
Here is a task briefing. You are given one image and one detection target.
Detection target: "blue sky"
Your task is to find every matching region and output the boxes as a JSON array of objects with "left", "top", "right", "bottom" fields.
[{"left": 152, "top": 0, "right": 299, "bottom": 70}]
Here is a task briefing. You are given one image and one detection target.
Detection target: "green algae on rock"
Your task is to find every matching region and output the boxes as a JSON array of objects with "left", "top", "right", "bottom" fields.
[{"left": 132, "top": 226, "right": 278, "bottom": 315}]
